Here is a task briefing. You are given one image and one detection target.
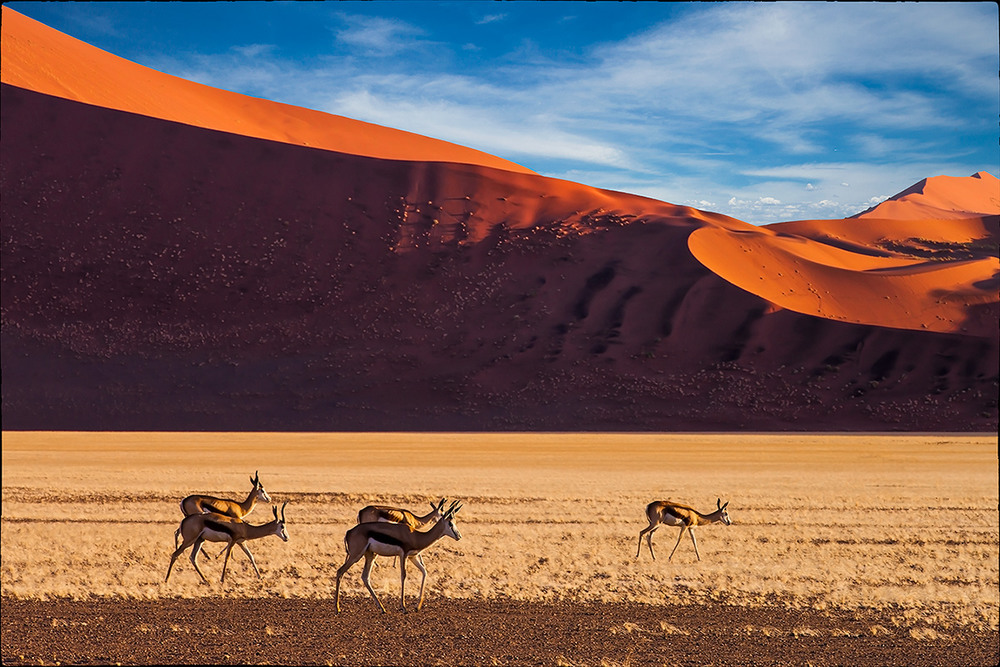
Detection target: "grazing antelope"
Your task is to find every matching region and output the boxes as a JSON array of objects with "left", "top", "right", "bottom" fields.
[
  {"left": 636, "top": 498, "right": 731, "bottom": 562},
  {"left": 335, "top": 500, "right": 463, "bottom": 613},
  {"left": 165, "top": 502, "right": 288, "bottom": 584},
  {"left": 357, "top": 498, "right": 448, "bottom": 567},
  {"left": 175, "top": 471, "right": 271, "bottom": 552}
]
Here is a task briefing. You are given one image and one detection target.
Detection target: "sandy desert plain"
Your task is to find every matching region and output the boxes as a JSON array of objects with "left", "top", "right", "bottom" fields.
[{"left": 1, "top": 431, "right": 997, "bottom": 666}]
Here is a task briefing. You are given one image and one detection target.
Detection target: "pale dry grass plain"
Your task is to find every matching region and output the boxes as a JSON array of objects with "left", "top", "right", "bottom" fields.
[{"left": 2, "top": 432, "right": 997, "bottom": 633}]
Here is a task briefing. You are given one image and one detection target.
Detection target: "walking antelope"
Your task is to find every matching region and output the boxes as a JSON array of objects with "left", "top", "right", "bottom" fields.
[
  {"left": 335, "top": 500, "right": 463, "bottom": 613},
  {"left": 165, "top": 503, "right": 288, "bottom": 584},
  {"left": 356, "top": 498, "right": 448, "bottom": 567},
  {"left": 357, "top": 498, "right": 448, "bottom": 530},
  {"left": 636, "top": 498, "right": 731, "bottom": 561},
  {"left": 174, "top": 471, "right": 271, "bottom": 552}
]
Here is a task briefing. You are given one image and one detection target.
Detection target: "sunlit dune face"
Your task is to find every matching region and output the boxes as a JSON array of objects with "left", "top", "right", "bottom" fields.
[
  {"left": 855, "top": 172, "right": 1000, "bottom": 221},
  {"left": 688, "top": 206, "right": 999, "bottom": 335}
]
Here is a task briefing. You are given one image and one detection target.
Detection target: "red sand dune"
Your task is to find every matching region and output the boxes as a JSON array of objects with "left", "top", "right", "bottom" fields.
[
  {"left": 1, "top": 7, "right": 996, "bottom": 431},
  {"left": 688, "top": 198, "right": 999, "bottom": 334},
  {"left": 853, "top": 171, "right": 1000, "bottom": 220}
]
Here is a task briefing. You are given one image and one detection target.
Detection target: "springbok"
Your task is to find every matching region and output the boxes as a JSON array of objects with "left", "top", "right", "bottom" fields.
[
  {"left": 174, "top": 471, "right": 271, "bottom": 551},
  {"left": 335, "top": 500, "right": 463, "bottom": 613},
  {"left": 356, "top": 498, "right": 448, "bottom": 567},
  {"left": 357, "top": 498, "right": 448, "bottom": 530},
  {"left": 636, "top": 498, "right": 731, "bottom": 561},
  {"left": 165, "top": 502, "right": 288, "bottom": 584}
]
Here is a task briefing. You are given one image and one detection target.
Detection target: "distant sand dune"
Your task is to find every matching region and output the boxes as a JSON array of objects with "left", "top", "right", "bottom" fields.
[
  {"left": 688, "top": 208, "right": 999, "bottom": 335},
  {"left": 852, "top": 171, "right": 1000, "bottom": 220}
]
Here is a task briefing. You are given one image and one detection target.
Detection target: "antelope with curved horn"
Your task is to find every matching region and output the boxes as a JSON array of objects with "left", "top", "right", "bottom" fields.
[
  {"left": 335, "top": 500, "right": 463, "bottom": 613},
  {"left": 175, "top": 471, "right": 271, "bottom": 551},
  {"left": 636, "top": 498, "right": 731, "bottom": 561},
  {"left": 356, "top": 498, "right": 448, "bottom": 567},
  {"left": 357, "top": 497, "right": 448, "bottom": 530},
  {"left": 166, "top": 503, "right": 288, "bottom": 584}
]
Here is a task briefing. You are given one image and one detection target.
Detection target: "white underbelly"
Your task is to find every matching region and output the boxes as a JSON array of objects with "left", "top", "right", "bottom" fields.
[
  {"left": 367, "top": 539, "right": 405, "bottom": 558},
  {"left": 200, "top": 528, "right": 234, "bottom": 543},
  {"left": 659, "top": 515, "right": 686, "bottom": 527}
]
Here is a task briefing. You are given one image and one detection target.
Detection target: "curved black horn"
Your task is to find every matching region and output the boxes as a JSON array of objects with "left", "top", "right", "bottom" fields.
[{"left": 281, "top": 501, "right": 287, "bottom": 522}]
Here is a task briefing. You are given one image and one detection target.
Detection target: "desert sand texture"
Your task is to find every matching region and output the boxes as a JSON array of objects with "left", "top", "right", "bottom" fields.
[{"left": 2, "top": 432, "right": 998, "bottom": 665}]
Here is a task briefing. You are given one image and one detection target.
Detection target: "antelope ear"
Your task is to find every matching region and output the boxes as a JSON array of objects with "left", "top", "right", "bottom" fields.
[
  {"left": 722, "top": 502, "right": 729, "bottom": 510},
  {"left": 272, "top": 505, "right": 279, "bottom": 520}
]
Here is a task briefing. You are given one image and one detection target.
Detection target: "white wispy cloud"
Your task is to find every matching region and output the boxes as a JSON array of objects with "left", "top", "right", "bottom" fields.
[
  {"left": 331, "top": 88, "right": 631, "bottom": 168},
  {"left": 333, "top": 14, "right": 430, "bottom": 56},
  {"left": 232, "top": 44, "right": 275, "bottom": 59},
  {"left": 476, "top": 14, "right": 506, "bottom": 25}
]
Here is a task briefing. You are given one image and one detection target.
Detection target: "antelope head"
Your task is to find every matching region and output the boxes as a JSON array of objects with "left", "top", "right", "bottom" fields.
[
  {"left": 442, "top": 501, "right": 463, "bottom": 541},
  {"left": 716, "top": 498, "right": 732, "bottom": 525},
  {"left": 272, "top": 502, "right": 289, "bottom": 541},
  {"left": 252, "top": 471, "right": 272, "bottom": 503}
]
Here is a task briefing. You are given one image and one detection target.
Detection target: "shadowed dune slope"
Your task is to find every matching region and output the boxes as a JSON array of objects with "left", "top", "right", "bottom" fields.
[
  {"left": 1, "top": 9, "right": 997, "bottom": 430},
  {"left": 0, "top": 7, "right": 533, "bottom": 173}
]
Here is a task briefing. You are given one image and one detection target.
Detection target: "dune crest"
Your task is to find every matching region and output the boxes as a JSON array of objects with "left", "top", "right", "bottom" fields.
[
  {"left": 853, "top": 171, "right": 1000, "bottom": 220},
  {"left": 0, "top": 7, "right": 533, "bottom": 173}
]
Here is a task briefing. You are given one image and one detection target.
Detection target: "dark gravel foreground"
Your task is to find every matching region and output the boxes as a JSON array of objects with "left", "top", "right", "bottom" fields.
[{"left": 1, "top": 597, "right": 997, "bottom": 666}]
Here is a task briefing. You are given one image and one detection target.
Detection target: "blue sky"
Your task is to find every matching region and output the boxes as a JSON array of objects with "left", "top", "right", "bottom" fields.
[{"left": 9, "top": 1, "right": 998, "bottom": 224}]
